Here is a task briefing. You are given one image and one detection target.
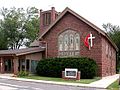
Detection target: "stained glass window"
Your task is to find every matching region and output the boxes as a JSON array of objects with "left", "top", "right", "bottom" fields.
[
  {"left": 75, "top": 34, "right": 80, "bottom": 50},
  {"left": 58, "top": 30, "right": 80, "bottom": 57}
]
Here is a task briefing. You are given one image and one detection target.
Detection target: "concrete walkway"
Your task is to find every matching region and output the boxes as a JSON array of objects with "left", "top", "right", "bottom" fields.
[
  {"left": 0, "top": 74, "right": 119, "bottom": 89},
  {"left": 89, "top": 74, "right": 119, "bottom": 88}
]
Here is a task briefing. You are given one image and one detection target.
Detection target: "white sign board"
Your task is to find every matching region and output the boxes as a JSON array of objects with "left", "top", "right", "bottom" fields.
[{"left": 65, "top": 68, "right": 78, "bottom": 78}]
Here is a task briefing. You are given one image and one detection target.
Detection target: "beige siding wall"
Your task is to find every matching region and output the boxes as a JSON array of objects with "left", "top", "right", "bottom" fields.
[{"left": 25, "top": 52, "right": 42, "bottom": 60}]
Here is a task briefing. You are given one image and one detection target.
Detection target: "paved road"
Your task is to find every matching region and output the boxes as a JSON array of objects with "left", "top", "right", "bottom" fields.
[{"left": 0, "top": 78, "right": 106, "bottom": 90}]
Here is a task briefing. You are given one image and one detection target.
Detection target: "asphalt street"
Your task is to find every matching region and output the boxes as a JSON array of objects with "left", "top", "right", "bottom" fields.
[{"left": 0, "top": 78, "right": 106, "bottom": 90}]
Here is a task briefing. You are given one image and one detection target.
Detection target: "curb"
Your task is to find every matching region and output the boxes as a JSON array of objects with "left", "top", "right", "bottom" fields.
[{"left": 0, "top": 76, "right": 107, "bottom": 89}]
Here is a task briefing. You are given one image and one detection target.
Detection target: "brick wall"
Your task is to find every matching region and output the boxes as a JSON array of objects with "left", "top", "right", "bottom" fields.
[
  {"left": 101, "top": 37, "right": 116, "bottom": 77},
  {"left": 41, "top": 12, "right": 116, "bottom": 77}
]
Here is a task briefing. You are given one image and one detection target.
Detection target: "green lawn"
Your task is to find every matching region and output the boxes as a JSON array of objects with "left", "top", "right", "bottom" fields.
[
  {"left": 21, "top": 75, "right": 101, "bottom": 84},
  {"left": 107, "top": 79, "right": 119, "bottom": 90}
]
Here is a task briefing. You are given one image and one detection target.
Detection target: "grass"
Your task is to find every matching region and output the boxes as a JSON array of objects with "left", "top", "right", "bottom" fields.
[
  {"left": 107, "top": 79, "right": 119, "bottom": 90},
  {"left": 20, "top": 75, "right": 101, "bottom": 84}
]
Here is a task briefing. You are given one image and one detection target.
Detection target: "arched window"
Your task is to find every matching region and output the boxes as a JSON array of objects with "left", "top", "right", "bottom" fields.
[
  {"left": 75, "top": 33, "right": 80, "bottom": 50},
  {"left": 64, "top": 34, "right": 69, "bottom": 51},
  {"left": 58, "top": 30, "right": 80, "bottom": 57},
  {"left": 69, "top": 34, "right": 74, "bottom": 50}
]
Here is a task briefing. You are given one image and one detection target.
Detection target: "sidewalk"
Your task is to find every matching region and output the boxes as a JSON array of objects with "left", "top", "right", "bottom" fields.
[
  {"left": 89, "top": 74, "right": 119, "bottom": 88},
  {"left": 0, "top": 74, "right": 119, "bottom": 89}
]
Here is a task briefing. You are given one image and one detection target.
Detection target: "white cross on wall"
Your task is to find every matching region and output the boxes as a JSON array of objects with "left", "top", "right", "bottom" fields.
[{"left": 88, "top": 33, "right": 95, "bottom": 47}]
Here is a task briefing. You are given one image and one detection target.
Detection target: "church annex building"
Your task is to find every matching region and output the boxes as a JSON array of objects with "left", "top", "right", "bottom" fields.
[{"left": 0, "top": 7, "right": 118, "bottom": 77}]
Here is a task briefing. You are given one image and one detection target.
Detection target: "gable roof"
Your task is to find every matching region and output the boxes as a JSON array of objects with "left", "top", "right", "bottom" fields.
[
  {"left": 38, "top": 7, "right": 118, "bottom": 51},
  {"left": 30, "top": 39, "right": 39, "bottom": 47}
]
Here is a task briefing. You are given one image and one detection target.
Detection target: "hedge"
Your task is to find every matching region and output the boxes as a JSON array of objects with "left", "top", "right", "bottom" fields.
[{"left": 36, "top": 57, "right": 98, "bottom": 79}]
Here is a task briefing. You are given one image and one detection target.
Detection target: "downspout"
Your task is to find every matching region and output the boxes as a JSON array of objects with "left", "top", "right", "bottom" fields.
[{"left": 45, "top": 41, "right": 48, "bottom": 58}]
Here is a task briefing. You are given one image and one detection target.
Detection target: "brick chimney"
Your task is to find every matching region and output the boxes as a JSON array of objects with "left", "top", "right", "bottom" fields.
[
  {"left": 51, "top": 7, "right": 56, "bottom": 22},
  {"left": 39, "top": 7, "right": 59, "bottom": 36},
  {"left": 40, "top": 9, "right": 43, "bottom": 35}
]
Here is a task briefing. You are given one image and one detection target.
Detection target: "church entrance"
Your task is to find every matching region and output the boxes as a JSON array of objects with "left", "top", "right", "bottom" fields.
[
  {"left": 4, "top": 59, "right": 13, "bottom": 73},
  {"left": 18, "top": 59, "right": 38, "bottom": 74}
]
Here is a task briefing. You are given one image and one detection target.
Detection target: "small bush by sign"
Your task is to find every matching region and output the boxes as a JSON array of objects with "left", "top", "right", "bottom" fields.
[{"left": 36, "top": 57, "right": 98, "bottom": 79}]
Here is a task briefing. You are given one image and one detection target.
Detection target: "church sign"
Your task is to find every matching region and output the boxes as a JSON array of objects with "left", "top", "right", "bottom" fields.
[{"left": 65, "top": 68, "right": 78, "bottom": 78}]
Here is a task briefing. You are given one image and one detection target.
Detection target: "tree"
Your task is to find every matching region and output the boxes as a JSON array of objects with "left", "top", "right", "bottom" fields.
[
  {"left": 24, "top": 16, "right": 39, "bottom": 47},
  {"left": 0, "top": 23, "right": 8, "bottom": 50},
  {"left": 103, "top": 23, "right": 120, "bottom": 72},
  {"left": 0, "top": 7, "right": 39, "bottom": 49}
]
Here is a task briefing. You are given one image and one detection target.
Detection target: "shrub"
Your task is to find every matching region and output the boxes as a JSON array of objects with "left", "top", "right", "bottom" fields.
[
  {"left": 18, "top": 71, "right": 29, "bottom": 77},
  {"left": 36, "top": 57, "right": 98, "bottom": 79}
]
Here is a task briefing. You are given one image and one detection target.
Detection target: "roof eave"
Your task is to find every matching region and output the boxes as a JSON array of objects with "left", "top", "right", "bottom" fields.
[
  {"left": 38, "top": 7, "right": 118, "bottom": 51},
  {"left": 0, "top": 54, "right": 15, "bottom": 57},
  {"left": 16, "top": 50, "right": 44, "bottom": 56}
]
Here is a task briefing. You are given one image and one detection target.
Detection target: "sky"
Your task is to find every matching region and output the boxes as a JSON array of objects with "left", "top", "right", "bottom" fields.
[{"left": 0, "top": 0, "right": 120, "bottom": 29}]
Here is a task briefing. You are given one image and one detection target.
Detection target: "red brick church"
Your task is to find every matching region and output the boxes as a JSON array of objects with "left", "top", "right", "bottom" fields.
[{"left": 0, "top": 7, "right": 118, "bottom": 77}]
